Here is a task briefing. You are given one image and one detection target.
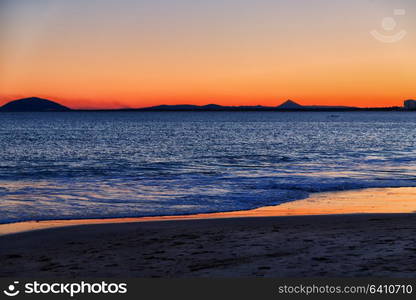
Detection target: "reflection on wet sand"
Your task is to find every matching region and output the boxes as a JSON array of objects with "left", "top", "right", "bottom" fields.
[{"left": 1, "top": 187, "right": 416, "bottom": 236}]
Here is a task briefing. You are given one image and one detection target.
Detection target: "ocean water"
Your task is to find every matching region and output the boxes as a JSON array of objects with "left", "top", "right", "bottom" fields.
[{"left": 1, "top": 111, "right": 416, "bottom": 224}]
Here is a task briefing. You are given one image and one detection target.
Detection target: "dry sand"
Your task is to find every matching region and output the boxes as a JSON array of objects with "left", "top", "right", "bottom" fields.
[{"left": 2, "top": 214, "right": 416, "bottom": 278}]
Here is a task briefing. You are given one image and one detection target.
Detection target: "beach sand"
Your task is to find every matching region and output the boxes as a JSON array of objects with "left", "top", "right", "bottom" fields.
[
  {"left": 1, "top": 214, "right": 416, "bottom": 278},
  {"left": 1, "top": 188, "right": 416, "bottom": 278}
]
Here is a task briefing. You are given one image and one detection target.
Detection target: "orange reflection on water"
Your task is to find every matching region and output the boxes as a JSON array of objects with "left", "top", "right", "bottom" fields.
[
  {"left": 142, "top": 187, "right": 416, "bottom": 219},
  {"left": 1, "top": 187, "right": 416, "bottom": 236}
]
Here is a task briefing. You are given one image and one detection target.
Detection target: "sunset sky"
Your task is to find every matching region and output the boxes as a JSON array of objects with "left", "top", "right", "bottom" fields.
[{"left": 0, "top": 0, "right": 415, "bottom": 109}]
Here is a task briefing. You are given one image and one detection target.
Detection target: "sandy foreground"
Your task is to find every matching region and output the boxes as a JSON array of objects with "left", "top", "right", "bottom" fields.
[{"left": 1, "top": 188, "right": 416, "bottom": 278}]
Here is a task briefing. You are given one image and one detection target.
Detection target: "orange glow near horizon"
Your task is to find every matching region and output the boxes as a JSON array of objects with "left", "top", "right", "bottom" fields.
[{"left": 0, "top": 0, "right": 415, "bottom": 109}]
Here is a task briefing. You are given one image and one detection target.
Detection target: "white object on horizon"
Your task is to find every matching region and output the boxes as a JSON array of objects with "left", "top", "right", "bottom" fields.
[{"left": 404, "top": 99, "right": 416, "bottom": 110}]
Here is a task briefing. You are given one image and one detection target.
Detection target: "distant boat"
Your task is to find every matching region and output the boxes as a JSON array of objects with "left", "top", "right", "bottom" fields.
[{"left": 0, "top": 97, "right": 71, "bottom": 112}]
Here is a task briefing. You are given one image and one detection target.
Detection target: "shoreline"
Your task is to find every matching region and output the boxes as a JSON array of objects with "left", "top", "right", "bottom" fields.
[
  {"left": 1, "top": 187, "right": 416, "bottom": 236},
  {"left": 2, "top": 187, "right": 416, "bottom": 277}
]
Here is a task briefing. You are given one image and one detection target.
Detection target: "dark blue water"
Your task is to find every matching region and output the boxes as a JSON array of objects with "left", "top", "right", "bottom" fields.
[{"left": 1, "top": 111, "right": 416, "bottom": 223}]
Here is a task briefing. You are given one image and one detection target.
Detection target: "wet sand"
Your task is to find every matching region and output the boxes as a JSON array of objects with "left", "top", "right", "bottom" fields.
[
  {"left": 1, "top": 187, "right": 416, "bottom": 236},
  {"left": 1, "top": 214, "right": 416, "bottom": 278},
  {"left": 1, "top": 188, "right": 416, "bottom": 277}
]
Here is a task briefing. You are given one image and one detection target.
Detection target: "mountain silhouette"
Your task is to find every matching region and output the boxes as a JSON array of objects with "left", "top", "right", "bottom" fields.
[
  {"left": 138, "top": 101, "right": 365, "bottom": 111},
  {"left": 0, "top": 97, "right": 71, "bottom": 112},
  {"left": 0, "top": 97, "right": 402, "bottom": 112},
  {"left": 277, "top": 100, "right": 304, "bottom": 109},
  {"left": 141, "top": 100, "right": 310, "bottom": 111}
]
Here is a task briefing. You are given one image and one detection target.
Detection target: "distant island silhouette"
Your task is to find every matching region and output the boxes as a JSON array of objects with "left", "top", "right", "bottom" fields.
[
  {"left": 0, "top": 97, "right": 412, "bottom": 112},
  {"left": 136, "top": 100, "right": 363, "bottom": 112},
  {"left": 0, "top": 97, "right": 71, "bottom": 112}
]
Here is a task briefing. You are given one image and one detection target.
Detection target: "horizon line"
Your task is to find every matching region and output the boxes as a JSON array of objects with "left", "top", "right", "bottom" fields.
[{"left": 1, "top": 96, "right": 413, "bottom": 111}]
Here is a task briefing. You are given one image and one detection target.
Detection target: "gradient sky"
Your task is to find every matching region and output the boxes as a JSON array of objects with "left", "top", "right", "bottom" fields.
[{"left": 0, "top": 0, "right": 415, "bottom": 109}]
